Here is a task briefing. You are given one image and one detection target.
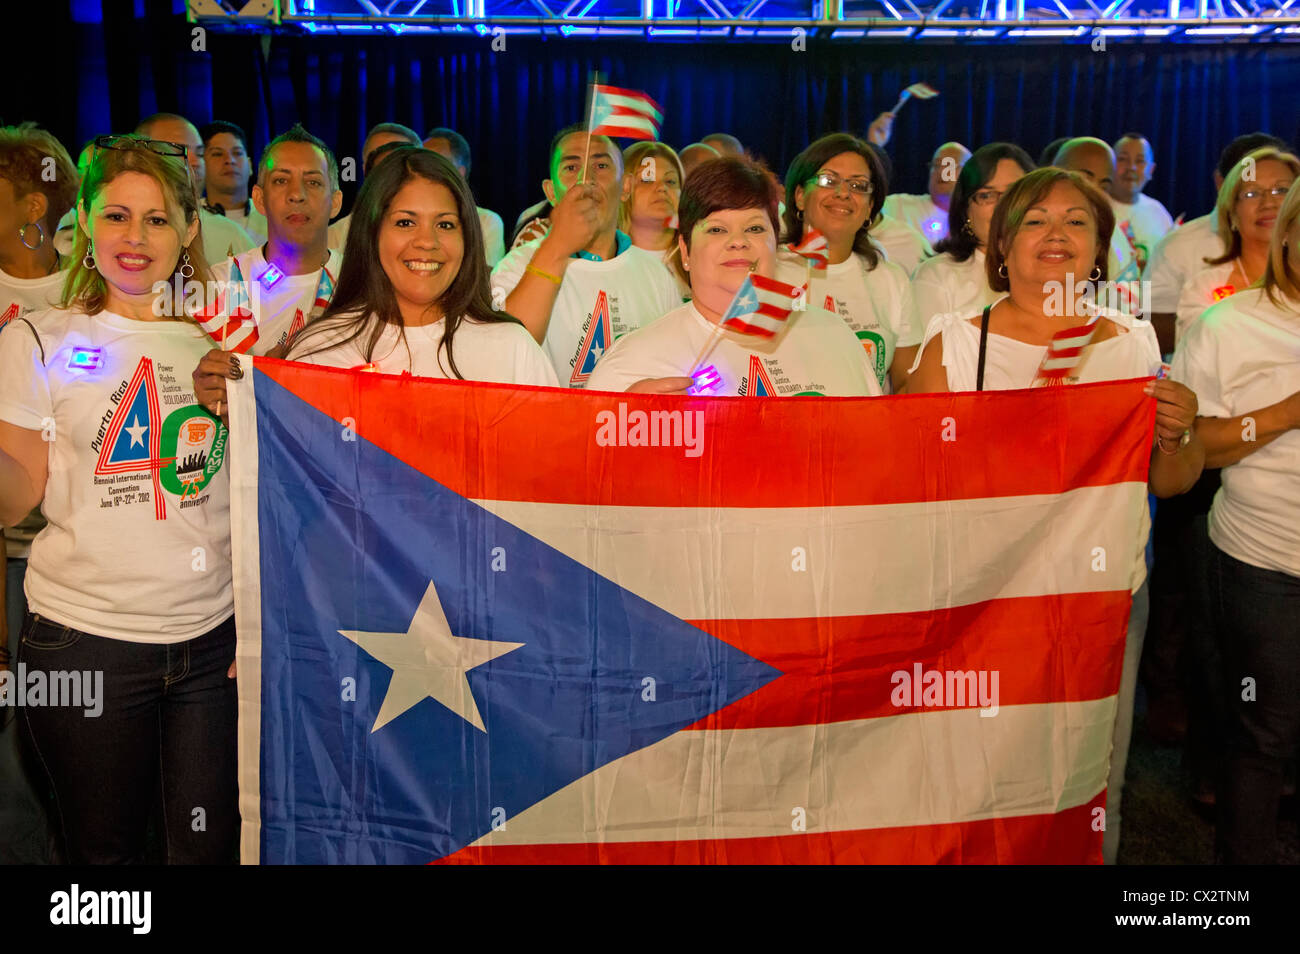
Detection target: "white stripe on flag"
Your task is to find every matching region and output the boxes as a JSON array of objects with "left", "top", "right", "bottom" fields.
[
  {"left": 472, "top": 483, "right": 1148, "bottom": 620},
  {"left": 596, "top": 91, "right": 664, "bottom": 123},
  {"left": 466, "top": 697, "right": 1115, "bottom": 847}
]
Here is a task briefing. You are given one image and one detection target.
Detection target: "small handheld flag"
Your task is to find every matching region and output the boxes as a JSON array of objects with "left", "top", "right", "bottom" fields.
[
  {"left": 1034, "top": 315, "right": 1102, "bottom": 386},
  {"left": 588, "top": 84, "right": 663, "bottom": 142},
  {"left": 720, "top": 273, "right": 805, "bottom": 339},
  {"left": 196, "top": 257, "right": 260, "bottom": 354},
  {"left": 787, "top": 229, "right": 829, "bottom": 270},
  {"left": 890, "top": 82, "right": 939, "bottom": 114}
]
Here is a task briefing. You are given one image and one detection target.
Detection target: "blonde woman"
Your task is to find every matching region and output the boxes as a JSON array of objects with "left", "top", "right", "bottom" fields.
[
  {"left": 1174, "top": 147, "right": 1298, "bottom": 346},
  {"left": 620, "top": 140, "right": 689, "bottom": 299},
  {"left": 0, "top": 136, "right": 236, "bottom": 863},
  {"left": 1172, "top": 179, "right": 1300, "bottom": 864}
]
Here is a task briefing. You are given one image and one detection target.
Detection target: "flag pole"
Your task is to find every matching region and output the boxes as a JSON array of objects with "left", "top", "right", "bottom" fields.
[
  {"left": 578, "top": 72, "right": 602, "bottom": 186},
  {"left": 688, "top": 322, "right": 726, "bottom": 375}
]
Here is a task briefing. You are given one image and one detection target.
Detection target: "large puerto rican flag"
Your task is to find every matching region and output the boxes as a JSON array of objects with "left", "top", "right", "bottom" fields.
[{"left": 229, "top": 360, "right": 1155, "bottom": 864}]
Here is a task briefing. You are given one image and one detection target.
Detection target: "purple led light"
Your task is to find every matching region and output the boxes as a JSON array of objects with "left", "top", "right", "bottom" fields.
[
  {"left": 689, "top": 364, "right": 722, "bottom": 395},
  {"left": 66, "top": 347, "right": 103, "bottom": 372}
]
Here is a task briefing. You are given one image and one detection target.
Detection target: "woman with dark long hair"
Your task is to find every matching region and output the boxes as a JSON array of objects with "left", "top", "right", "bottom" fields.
[
  {"left": 775, "top": 133, "right": 920, "bottom": 393},
  {"left": 284, "top": 147, "right": 555, "bottom": 383},
  {"left": 912, "top": 143, "right": 1034, "bottom": 331}
]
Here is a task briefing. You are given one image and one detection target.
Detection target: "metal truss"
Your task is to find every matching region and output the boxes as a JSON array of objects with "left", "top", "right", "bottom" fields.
[{"left": 189, "top": 0, "right": 1300, "bottom": 40}]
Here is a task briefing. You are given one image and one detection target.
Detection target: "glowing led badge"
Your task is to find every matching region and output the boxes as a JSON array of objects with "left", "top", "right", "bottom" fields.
[
  {"left": 688, "top": 365, "right": 722, "bottom": 395},
  {"left": 1211, "top": 284, "right": 1235, "bottom": 302},
  {"left": 66, "top": 347, "right": 103, "bottom": 372},
  {"left": 258, "top": 263, "right": 285, "bottom": 289}
]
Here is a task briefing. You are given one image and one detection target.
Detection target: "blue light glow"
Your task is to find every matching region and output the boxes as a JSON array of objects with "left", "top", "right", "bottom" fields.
[{"left": 67, "top": 347, "right": 103, "bottom": 372}]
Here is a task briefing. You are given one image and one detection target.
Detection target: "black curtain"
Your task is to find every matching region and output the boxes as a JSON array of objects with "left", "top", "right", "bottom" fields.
[{"left": 10, "top": 2, "right": 1299, "bottom": 229}]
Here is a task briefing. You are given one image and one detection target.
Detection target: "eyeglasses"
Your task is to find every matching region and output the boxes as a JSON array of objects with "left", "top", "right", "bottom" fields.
[
  {"left": 808, "top": 171, "right": 873, "bottom": 196},
  {"left": 970, "top": 188, "right": 1005, "bottom": 207},
  {"left": 93, "top": 135, "right": 189, "bottom": 159},
  {"left": 1238, "top": 185, "right": 1293, "bottom": 202}
]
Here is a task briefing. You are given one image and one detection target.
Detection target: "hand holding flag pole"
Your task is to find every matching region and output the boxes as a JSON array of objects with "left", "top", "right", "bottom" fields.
[{"left": 889, "top": 82, "right": 940, "bottom": 116}]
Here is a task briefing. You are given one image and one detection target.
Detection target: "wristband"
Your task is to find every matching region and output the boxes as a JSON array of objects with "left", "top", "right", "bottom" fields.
[{"left": 525, "top": 263, "right": 563, "bottom": 286}]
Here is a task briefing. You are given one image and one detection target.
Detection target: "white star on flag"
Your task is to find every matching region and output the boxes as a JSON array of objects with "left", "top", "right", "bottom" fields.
[
  {"left": 339, "top": 581, "right": 524, "bottom": 733},
  {"left": 125, "top": 416, "right": 148, "bottom": 448}
]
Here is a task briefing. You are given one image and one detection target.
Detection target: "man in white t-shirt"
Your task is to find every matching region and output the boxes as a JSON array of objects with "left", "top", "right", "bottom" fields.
[
  {"left": 207, "top": 124, "right": 344, "bottom": 356},
  {"left": 327, "top": 123, "right": 423, "bottom": 252},
  {"left": 491, "top": 124, "right": 679, "bottom": 387},
  {"left": 1108, "top": 133, "right": 1174, "bottom": 271},
  {"left": 882, "top": 142, "right": 970, "bottom": 250},
  {"left": 201, "top": 120, "right": 268, "bottom": 243},
  {"left": 423, "top": 127, "right": 506, "bottom": 268}
]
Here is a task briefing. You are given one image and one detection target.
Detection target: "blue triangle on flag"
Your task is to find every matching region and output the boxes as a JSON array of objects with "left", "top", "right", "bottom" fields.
[
  {"left": 252, "top": 371, "right": 782, "bottom": 863},
  {"left": 576, "top": 312, "right": 608, "bottom": 376},
  {"left": 106, "top": 383, "right": 153, "bottom": 464}
]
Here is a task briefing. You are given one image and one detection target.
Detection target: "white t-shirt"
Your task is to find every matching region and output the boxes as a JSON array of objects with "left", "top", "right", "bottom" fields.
[
  {"left": 0, "top": 266, "right": 66, "bottom": 331},
  {"left": 329, "top": 207, "right": 506, "bottom": 268},
  {"left": 1174, "top": 260, "right": 1236, "bottom": 346},
  {"left": 585, "top": 301, "right": 883, "bottom": 397},
  {"left": 1142, "top": 213, "right": 1222, "bottom": 314},
  {"left": 1172, "top": 287, "right": 1300, "bottom": 577},
  {"left": 491, "top": 238, "right": 679, "bottom": 388},
  {"left": 1110, "top": 193, "right": 1174, "bottom": 265},
  {"left": 222, "top": 203, "right": 268, "bottom": 244},
  {"left": 54, "top": 208, "right": 256, "bottom": 271},
  {"left": 910, "top": 247, "right": 1004, "bottom": 338},
  {"left": 290, "top": 312, "right": 558, "bottom": 387},
  {"left": 210, "top": 247, "right": 343, "bottom": 355},
  {"left": 0, "top": 266, "right": 68, "bottom": 558},
  {"left": 776, "top": 248, "right": 920, "bottom": 392},
  {"left": 0, "top": 308, "right": 233, "bottom": 642},
  {"left": 911, "top": 307, "right": 1160, "bottom": 590},
  {"left": 869, "top": 214, "right": 930, "bottom": 275},
  {"left": 882, "top": 193, "right": 947, "bottom": 249}
]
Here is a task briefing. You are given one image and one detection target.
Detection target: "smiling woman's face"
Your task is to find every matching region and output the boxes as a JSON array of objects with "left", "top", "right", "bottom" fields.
[
  {"left": 680, "top": 206, "right": 777, "bottom": 319},
  {"left": 377, "top": 177, "right": 464, "bottom": 325},
  {"left": 80, "top": 170, "right": 193, "bottom": 303},
  {"left": 1002, "top": 181, "right": 1101, "bottom": 298}
]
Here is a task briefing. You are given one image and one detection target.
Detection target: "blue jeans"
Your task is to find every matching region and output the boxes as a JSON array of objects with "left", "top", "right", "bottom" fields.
[
  {"left": 1, "top": 555, "right": 51, "bottom": 863},
  {"left": 18, "top": 612, "right": 238, "bottom": 864},
  {"left": 1209, "top": 544, "right": 1300, "bottom": 863}
]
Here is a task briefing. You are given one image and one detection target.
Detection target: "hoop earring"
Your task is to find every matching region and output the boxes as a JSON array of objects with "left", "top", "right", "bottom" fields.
[
  {"left": 1088, "top": 265, "right": 1102, "bottom": 281},
  {"left": 962, "top": 220, "right": 975, "bottom": 238},
  {"left": 997, "top": 262, "right": 1007, "bottom": 278},
  {"left": 179, "top": 248, "right": 195, "bottom": 279},
  {"left": 83, "top": 239, "right": 96, "bottom": 271},
  {"left": 19, "top": 222, "right": 45, "bottom": 251}
]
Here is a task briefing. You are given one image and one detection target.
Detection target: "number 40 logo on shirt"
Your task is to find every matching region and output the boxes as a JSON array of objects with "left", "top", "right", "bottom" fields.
[{"left": 93, "top": 356, "right": 227, "bottom": 519}]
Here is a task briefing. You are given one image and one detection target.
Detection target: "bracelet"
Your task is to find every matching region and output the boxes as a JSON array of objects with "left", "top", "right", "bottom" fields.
[{"left": 525, "top": 263, "right": 563, "bottom": 286}]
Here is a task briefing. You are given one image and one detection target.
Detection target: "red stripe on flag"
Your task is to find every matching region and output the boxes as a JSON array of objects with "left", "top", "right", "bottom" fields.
[
  {"left": 721, "top": 317, "right": 780, "bottom": 338},
  {"left": 682, "top": 590, "right": 1130, "bottom": 731},
  {"left": 434, "top": 790, "right": 1105, "bottom": 864},
  {"left": 254, "top": 360, "right": 1156, "bottom": 508}
]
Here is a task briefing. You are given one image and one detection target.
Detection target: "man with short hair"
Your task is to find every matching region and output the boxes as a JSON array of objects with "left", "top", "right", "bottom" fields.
[
  {"left": 1053, "top": 136, "right": 1133, "bottom": 278},
  {"left": 135, "top": 113, "right": 257, "bottom": 264},
  {"left": 679, "top": 142, "right": 722, "bottom": 179},
  {"left": 881, "top": 141, "right": 970, "bottom": 249},
  {"left": 1108, "top": 133, "right": 1174, "bottom": 273},
  {"left": 211, "top": 123, "right": 343, "bottom": 353},
  {"left": 491, "top": 123, "right": 679, "bottom": 387},
  {"left": 202, "top": 120, "right": 267, "bottom": 242},
  {"left": 423, "top": 126, "right": 506, "bottom": 267},
  {"left": 701, "top": 132, "right": 743, "bottom": 158},
  {"left": 327, "top": 122, "right": 423, "bottom": 251}
]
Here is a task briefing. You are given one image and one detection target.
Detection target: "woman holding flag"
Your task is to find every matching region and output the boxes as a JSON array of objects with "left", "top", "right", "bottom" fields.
[
  {"left": 586, "top": 156, "right": 879, "bottom": 397},
  {"left": 907, "top": 166, "right": 1204, "bottom": 864},
  {"left": 775, "top": 133, "right": 921, "bottom": 393},
  {"left": 0, "top": 135, "right": 238, "bottom": 863},
  {"left": 284, "top": 147, "right": 556, "bottom": 384}
]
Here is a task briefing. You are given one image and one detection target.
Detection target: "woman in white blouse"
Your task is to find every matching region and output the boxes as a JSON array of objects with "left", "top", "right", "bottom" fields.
[
  {"left": 909, "top": 166, "right": 1204, "bottom": 865},
  {"left": 911, "top": 143, "right": 1034, "bottom": 333},
  {"left": 1171, "top": 179, "right": 1300, "bottom": 864},
  {"left": 1174, "top": 147, "right": 1298, "bottom": 347}
]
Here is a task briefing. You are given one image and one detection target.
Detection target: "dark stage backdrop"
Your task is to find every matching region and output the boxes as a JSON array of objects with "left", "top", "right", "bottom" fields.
[{"left": 10, "top": 2, "right": 1300, "bottom": 232}]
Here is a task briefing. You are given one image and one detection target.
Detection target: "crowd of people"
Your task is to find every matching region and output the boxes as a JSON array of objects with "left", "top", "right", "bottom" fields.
[{"left": 0, "top": 108, "right": 1295, "bottom": 865}]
